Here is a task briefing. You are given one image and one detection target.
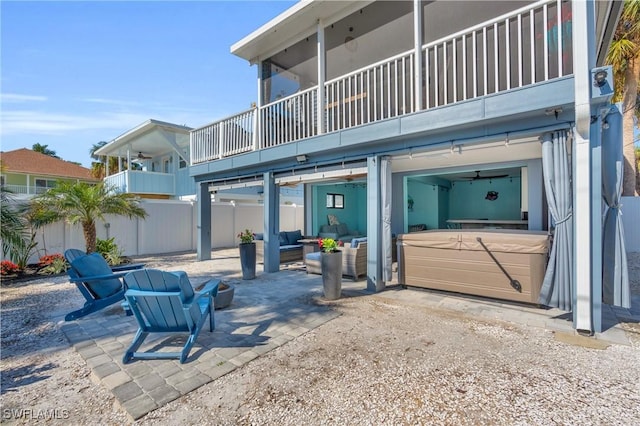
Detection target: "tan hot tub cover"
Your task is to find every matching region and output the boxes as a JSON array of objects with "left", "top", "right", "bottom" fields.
[{"left": 397, "top": 230, "right": 549, "bottom": 304}]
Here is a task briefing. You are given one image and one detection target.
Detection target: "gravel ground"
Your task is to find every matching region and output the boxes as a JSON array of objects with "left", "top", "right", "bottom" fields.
[{"left": 1, "top": 251, "right": 639, "bottom": 425}]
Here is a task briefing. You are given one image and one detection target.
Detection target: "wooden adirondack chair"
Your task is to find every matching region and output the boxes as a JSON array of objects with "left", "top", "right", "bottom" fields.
[
  {"left": 63, "top": 250, "right": 144, "bottom": 322},
  {"left": 123, "top": 269, "right": 220, "bottom": 364}
]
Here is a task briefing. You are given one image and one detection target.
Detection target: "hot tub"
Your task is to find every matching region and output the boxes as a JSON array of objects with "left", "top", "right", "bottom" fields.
[{"left": 397, "top": 230, "right": 549, "bottom": 305}]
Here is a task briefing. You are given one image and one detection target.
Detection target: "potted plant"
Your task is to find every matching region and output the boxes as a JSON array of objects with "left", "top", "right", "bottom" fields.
[
  {"left": 237, "top": 229, "right": 256, "bottom": 280},
  {"left": 318, "top": 237, "right": 343, "bottom": 300}
]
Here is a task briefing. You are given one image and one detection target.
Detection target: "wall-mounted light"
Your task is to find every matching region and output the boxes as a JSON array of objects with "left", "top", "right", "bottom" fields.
[
  {"left": 296, "top": 154, "right": 308, "bottom": 164},
  {"left": 504, "top": 133, "right": 510, "bottom": 147},
  {"left": 593, "top": 69, "right": 608, "bottom": 87}
]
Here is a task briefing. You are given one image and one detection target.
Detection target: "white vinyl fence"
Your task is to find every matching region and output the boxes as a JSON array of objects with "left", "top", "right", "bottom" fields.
[
  {"left": 621, "top": 196, "right": 640, "bottom": 252},
  {"left": 29, "top": 199, "right": 304, "bottom": 261}
]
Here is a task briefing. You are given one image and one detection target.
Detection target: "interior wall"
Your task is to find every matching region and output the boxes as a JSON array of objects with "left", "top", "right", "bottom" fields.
[
  {"left": 312, "top": 183, "right": 367, "bottom": 235},
  {"left": 448, "top": 177, "right": 521, "bottom": 220}
]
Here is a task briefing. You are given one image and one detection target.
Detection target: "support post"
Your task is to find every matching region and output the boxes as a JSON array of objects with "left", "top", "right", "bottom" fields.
[
  {"left": 263, "top": 172, "right": 280, "bottom": 272},
  {"left": 572, "top": 0, "right": 599, "bottom": 334},
  {"left": 366, "top": 156, "right": 384, "bottom": 292},
  {"left": 196, "top": 182, "right": 211, "bottom": 261}
]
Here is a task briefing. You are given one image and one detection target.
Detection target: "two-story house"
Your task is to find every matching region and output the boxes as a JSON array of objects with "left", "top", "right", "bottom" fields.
[
  {"left": 0, "top": 148, "right": 99, "bottom": 197},
  {"left": 189, "top": 0, "right": 628, "bottom": 335}
]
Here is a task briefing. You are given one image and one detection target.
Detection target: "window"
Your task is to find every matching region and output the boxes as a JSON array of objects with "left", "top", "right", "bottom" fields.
[
  {"left": 326, "top": 193, "right": 344, "bottom": 209},
  {"left": 179, "top": 158, "right": 187, "bottom": 169},
  {"left": 35, "top": 179, "right": 56, "bottom": 194}
]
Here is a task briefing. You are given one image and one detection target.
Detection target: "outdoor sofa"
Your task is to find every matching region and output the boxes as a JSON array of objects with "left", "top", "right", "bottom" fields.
[{"left": 255, "top": 230, "right": 304, "bottom": 263}]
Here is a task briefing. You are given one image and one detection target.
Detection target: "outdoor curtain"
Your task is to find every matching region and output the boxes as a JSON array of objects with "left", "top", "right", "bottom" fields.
[
  {"left": 601, "top": 105, "right": 630, "bottom": 308},
  {"left": 539, "top": 130, "right": 573, "bottom": 311},
  {"left": 381, "top": 156, "right": 393, "bottom": 282}
]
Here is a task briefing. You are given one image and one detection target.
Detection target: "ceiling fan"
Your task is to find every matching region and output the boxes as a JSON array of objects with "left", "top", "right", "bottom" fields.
[
  {"left": 136, "top": 152, "right": 152, "bottom": 160},
  {"left": 460, "top": 170, "right": 509, "bottom": 181}
]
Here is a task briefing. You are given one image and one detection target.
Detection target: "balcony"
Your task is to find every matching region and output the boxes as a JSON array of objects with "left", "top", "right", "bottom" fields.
[
  {"left": 191, "top": 0, "right": 571, "bottom": 165},
  {"left": 104, "top": 170, "right": 175, "bottom": 196}
]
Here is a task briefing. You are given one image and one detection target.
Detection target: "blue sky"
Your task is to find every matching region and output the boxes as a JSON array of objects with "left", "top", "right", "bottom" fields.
[{"left": 1, "top": 1, "right": 296, "bottom": 167}]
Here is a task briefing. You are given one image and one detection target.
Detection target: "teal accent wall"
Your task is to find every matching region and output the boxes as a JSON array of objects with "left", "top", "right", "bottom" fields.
[
  {"left": 406, "top": 176, "right": 451, "bottom": 230},
  {"left": 312, "top": 183, "right": 367, "bottom": 235},
  {"left": 449, "top": 177, "right": 521, "bottom": 220}
]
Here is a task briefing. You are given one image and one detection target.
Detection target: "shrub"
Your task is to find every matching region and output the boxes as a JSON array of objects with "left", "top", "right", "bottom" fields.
[
  {"left": 96, "top": 237, "right": 123, "bottom": 266},
  {"left": 40, "top": 257, "right": 69, "bottom": 275},
  {"left": 38, "top": 254, "right": 68, "bottom": 275},
  {"left": 1, "top": 260, "right": 21, "bottom": 276},
  {"left": 38, "top": 253, "right": 65, "bottom": 267}
]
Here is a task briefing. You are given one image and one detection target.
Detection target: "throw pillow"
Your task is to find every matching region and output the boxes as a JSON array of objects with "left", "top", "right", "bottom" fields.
[{"left": 327, "top": 214, "right": 340, "bottom": 225}]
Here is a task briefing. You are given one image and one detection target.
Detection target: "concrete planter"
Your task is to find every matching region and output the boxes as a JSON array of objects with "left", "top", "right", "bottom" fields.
[
  {"left": 321, "top": 251, "right": 342, "bottom": 300},
  {"left": 214, "top": 282, "right": 235, "bottom": 310},
  {"left": 239, "top": 243, "right": 256, "bottom": 280}
]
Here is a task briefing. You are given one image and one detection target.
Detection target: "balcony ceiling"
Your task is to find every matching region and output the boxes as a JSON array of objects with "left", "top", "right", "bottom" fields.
[
  {"left": 96, "top": 119, "right": 192, "bottom": 158},
  {"left": 231, "top": 0, "right": 375, "bottom": 64}
]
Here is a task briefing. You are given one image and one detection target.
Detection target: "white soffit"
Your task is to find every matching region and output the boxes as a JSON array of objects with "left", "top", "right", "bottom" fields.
[
  {"left": 392, "top": 137, "right": 542, "bottom": 174},
  {"left": 231, "top": 1, "right": 374, "bottom": 63},
  {"left": 276, "top": 167, "right": 368, "bottom": 185},
  {"left": 210, "top": 180, "right": 264, "bottom": 192}
]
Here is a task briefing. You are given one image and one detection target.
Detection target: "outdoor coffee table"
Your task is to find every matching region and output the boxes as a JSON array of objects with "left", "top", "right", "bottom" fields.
[{"left": 298, "top": 238, "right": 320, "bottom": 264}]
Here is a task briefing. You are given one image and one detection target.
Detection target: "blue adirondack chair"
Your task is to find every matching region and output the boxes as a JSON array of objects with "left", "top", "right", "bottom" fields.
[
  {"left": 64, "top": 250, "right": 145, "bottom": 322},
  {"left": 123, "top": 269, "right": 220, "bottom": 364}
]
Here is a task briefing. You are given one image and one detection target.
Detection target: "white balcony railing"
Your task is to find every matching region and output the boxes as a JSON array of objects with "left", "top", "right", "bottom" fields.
[
  {"left": 191, "top": 109, "right": 256, "bottom": 162},
  {"left": 191, "top": 0, "right": 570, "bottom": 165},
  {"left": 104, "top": 170, "right": 175, "bottom": 195},
  {"left": 1, "top": 184, "right": 49, "bottom": 195}
]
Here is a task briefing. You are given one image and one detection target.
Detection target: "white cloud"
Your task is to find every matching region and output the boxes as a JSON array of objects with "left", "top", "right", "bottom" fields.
[
  {"left": 80, "top": 98, "right": 143, "bottom": 107},
  {"left": 0, "top": 110, "right": 152, "bottom": 135},
  {"left": 1, "top": 93, "right": 48, "bottom": 103}
]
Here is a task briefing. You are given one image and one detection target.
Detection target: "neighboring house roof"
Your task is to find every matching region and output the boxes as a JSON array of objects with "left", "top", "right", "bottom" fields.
[{"left": 0, "top": 148, "right": 99, "bottom": 181}]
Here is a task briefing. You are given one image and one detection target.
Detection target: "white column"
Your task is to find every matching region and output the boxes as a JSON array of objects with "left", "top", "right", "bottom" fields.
[
  {"left": 572, "top": 0, "right": 597, "bottom": 334},
  {"left": 317, "top": 19, "right": 326, "bottom": 135},
  {"left": 254, "top": 61, "right": 263, "bottom": 151}
]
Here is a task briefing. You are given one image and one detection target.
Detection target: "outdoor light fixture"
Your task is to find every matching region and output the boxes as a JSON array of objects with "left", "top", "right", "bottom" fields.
[
  {"left": 296, "top": 154, "right": 308, "bottom": 164},
  {"left": 504, "top": 133, "right": 510, "bottom": 147},
  {"left": 593, "top": 69, "right": 608, "bottom": 87}
]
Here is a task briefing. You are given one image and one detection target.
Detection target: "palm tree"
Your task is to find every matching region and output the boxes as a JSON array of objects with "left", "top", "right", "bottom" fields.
[
  {"left": 1, "top": 188, "right": 27, "bottom": 260},
  {"left": 32, "top": 143, "right": 60, "bottom": 159},
  {"left": 89, "top": 141, "right": 121, "bottom": 179},
  {"left": 606, "top": 0, "right": 640, "bottom": 196},
  {"left": 33, "top": 181, "right": 148, "bottom": 253}
]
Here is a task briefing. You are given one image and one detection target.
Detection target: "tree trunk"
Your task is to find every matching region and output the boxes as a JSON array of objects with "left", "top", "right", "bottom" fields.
[
  {"left": 622, "top": 55, "right": 639, "bottom": 196},
  {"left": 83, "top": 220, "right": 97, "bottom": 254}
]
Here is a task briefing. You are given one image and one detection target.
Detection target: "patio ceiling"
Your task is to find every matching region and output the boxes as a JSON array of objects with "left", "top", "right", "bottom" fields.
[{"left": 392, "top": 136, "right": 542, "bottom": 174}]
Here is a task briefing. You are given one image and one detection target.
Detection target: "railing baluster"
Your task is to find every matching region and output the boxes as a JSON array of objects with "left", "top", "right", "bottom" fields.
[
  {"left": 543, "top": 3, "right": 548, "bottom": 80},
  {"left": 483, "top": 27, "right": 487, "bottom": 96},
  {"left": 557, "top": 0, "right": 563, "bottom": 76},
  {"left": 462, "top": 34, "right": 467, "bottom": 101},
  {"left": 473, "top": 31, "right": 477, "bottom": 98},
  {"left": 424, "top": 47, "right": 430, "bottom": 109},
  {"left": 443, "top": 41, "right": 448, "bottom": 105},
  {"left": 494, "top": 22, "right": 499, "bottom": 93},
  {"left": 530, "top": 10, "right": 535, "bottom": 83},
  {"left": 434, "top": 44, "right": 439, "bottom": 106},
  {"left": 518, "top": 14, "right": 523, "bottom": 86},
  {"left": 506, "top": 18, "right": 511, "bottom": 90}
]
